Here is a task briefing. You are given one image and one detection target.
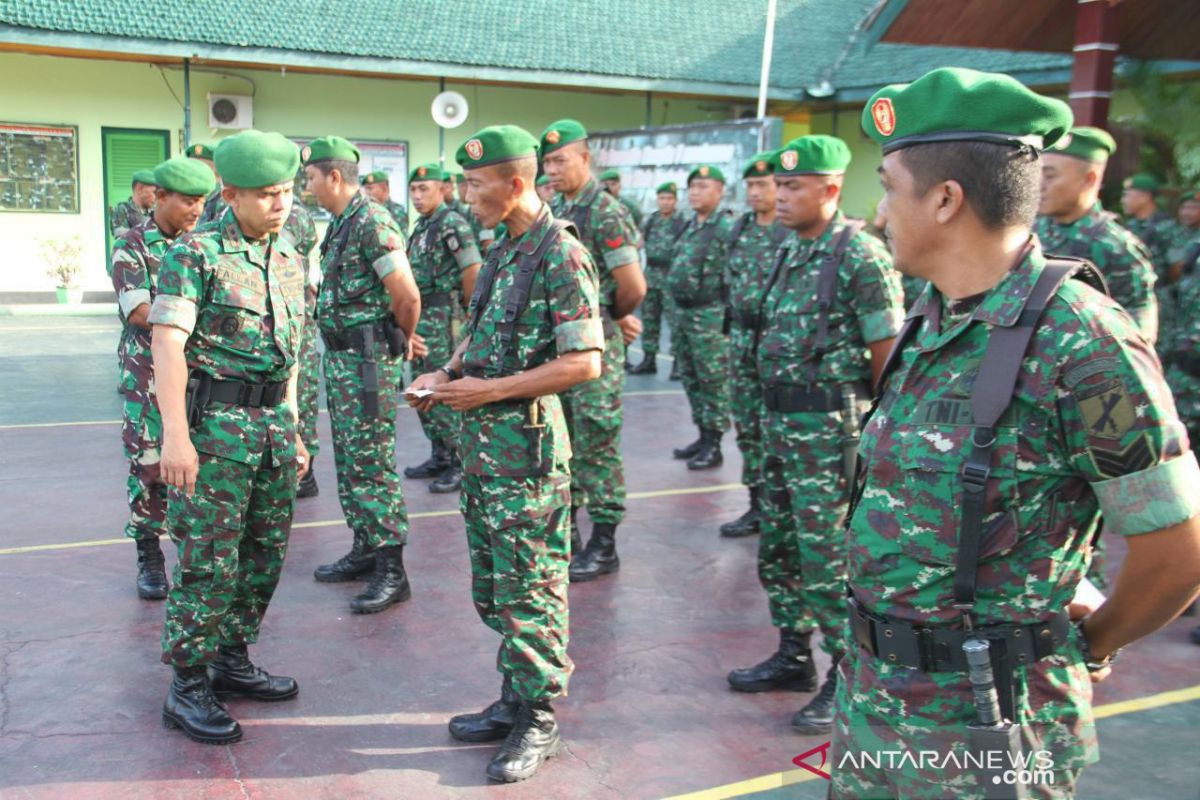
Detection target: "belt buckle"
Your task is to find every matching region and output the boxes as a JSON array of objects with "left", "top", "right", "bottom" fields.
[{"left": 245, "top": 383, "right": 264, "bottom": 407}]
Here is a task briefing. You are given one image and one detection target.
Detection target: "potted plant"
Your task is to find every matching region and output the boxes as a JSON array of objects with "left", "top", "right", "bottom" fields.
[{"left": 40, "top": 235, "right": 85, "bottom": 304}]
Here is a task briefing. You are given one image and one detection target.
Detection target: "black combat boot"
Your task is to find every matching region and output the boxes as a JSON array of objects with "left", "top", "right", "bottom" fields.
[
  {"left": 727, "top": 630, "right": 818, "bottom": 693},
  {"left": 669, "top": 360, "right": 681, "bottom": 380},
  {"left": 135, "top": 536, "right": 169, "bottom": 600},
  {"left": 313, "top": 529, "right": 375, "bottom": 582},
  {"left": 628, "top": 355, "right": 657, "bottom": 375},
  {"left": 1190, "top": 625, "right": 1200, "bottom": 646},
  {"left": 296, "top": 456, "right": 319, "bottom": 498},
  {"left": 350, "top": 545, "right": 411, "bottom": 614},
  {"left": 569, "top": 506, "right": 583, "bottom": 556},
  {"left": 405, "top": 441, "right": 450, "bottom": 479},
  {"left": 429, "top": 453, "right": 462, "bottom": 494},
  {"left": 485, "top": 701, "right": 563, "bottom": 783},
  {"left": 162, "top": 665, "right": 242, "bottom": 744},
  {"left": 791, "top": 656, "right": 841, "bottom": 734},
  {"left": 208, "top": 644, "right": 299, "bottom": 701},
  {"left": 449, "top": 675, "right": 519, "bottom": 742},
  {"left": 673, "top": 428, "right": 705, "bottom": 460},
  {"left": 569, "top": 523, "right": 619, "bottom": 582},
  {"left": 687, "top": 428, "right": 724, "bottom": 470},
  {"left": 719, "top": 487, "right": 762, "bottom": 538}
]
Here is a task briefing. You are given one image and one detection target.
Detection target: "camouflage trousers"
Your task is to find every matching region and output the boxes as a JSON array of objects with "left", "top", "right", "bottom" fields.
[
  {"left": 324, "top": 344, "right": 409, "bottom": 549},
  {"left": 121, "top": 394, "right": 168, "bottom": 542},
  {"left": 461, "top": 469, "right": 573, "bottom": 702},
  {"left": 831, "top": 633, "right": 1097, "bottom": 799},
  {"left": 562, "top": 324, "right": 626, "bottom": 525},
  {"left": 729, "top": 328, "right": 764, "bottom": 491},
  {"left": 672, "top": 302, "right": 730, "bottom": 432},
  {"left": 411, "top": 303, "right": 461, "bottom": 453},
  {"left": 297, "top": 303, "right": 322, "bottom": 459},
  {"left": 161, "top": 452, "right": 297, "bottom": 667},
  {"left": 759, "top": 411, "right": 849, "bottom": 656},
  {"left": 638, "top": 281, "right": 666, "bottom": 359}
]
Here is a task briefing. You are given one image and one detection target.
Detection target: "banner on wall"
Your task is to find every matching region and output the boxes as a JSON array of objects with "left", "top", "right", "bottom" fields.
[{"left": 589, "top": 118, "right": 783, "bottom": 218}]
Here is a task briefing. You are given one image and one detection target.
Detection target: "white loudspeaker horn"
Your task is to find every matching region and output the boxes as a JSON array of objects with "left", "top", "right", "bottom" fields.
[{"left": 432, "top": 91, "right": 469, "bottom": 129}]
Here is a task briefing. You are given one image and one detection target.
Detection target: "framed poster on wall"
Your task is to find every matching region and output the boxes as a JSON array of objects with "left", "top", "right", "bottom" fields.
[{"left": 0, "top": 122, "right": 79, "bottom": 213}]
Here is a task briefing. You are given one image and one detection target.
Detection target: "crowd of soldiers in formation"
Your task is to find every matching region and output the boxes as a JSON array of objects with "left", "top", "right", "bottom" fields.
[{"left": 97, "top": 65, "right": 1200, "bottom": 792}]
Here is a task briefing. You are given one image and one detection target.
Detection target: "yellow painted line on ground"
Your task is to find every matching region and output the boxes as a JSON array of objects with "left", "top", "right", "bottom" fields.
[
  {"left": 664, "top": 683, "right": 1200, "bottom": 800},
  {"left": 0, "top": 483, "right": 741, "bottom": 555}
]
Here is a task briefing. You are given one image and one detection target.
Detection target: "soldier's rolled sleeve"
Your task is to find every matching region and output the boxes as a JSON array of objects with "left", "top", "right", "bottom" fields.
[
  {"left": 148, "top": 295, "right": 197, "bottom": 334},
  {"left": 149, "top": 240, "right": 205, "bottom": 334},
  {"left": 119, "top": 288, "right": 152, "bottom": 318},
  {"left": 372, "top": 250, "right": 410, "bottom": 279},
  {"left": 1060, "top": 319, "right": 1200, "bottom": 535},
  {"left": 594, "top": 203, "right": 641, "bottom": 272},
  {"left": 447, "top": 216, "right": 482, "bottom": 268},
  {"left": 547, "top": 244, "right": 604, "bottom": 356},
  {"left": 850, "top": 237, "right": 905, "bottom": 344},
  {"left": 455, "top": 245, "right": 482, "bottom": 268}
]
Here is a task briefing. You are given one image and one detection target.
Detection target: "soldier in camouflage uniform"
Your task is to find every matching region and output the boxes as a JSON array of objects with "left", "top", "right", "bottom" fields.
[
  {"left": 629, "top": 181, "right": 687, "bottom": 375},
  {"left": 540, "top": 119, "right": 645, "bottom": 581},
  {"left": 1036, "top": 127, "right": 1158, "bottom": 343},
  {"left": 668, "top": 165, "right": 735, "bottom": 469},
  {"left": 280, "top": 200, "right": 323, "bottom": 499},
  {"left": 535, "top": 174, "right": 556, "bottom": 203},
  {"left": 404, "top": 162, "right": 482, "bottom": 493},
  {"left": 599, "top": 168, "right": 644, "bottom": 228},
  {"left": 832, "top": 68, "right": 1200, "bottom": 799},
  {"left": 408, "top": 125, "right": 604, "bottom": 783},
  {"left": 362, "top": 169, "right": 408, "bottom": 229},
  {"left": 184, "top": 144, "right": 228, "bottom": 226},
  {"left": 1037, "top": 127, "right": 1159, "bottom": 590},
  {"left": 1122, "top": 173, "right": 1180, "bottom": 360},
  {"left": 111, "top": 157, "right": 215, "bottom": 600},
  {"left": 719, "top": 155, "right": 789, "bottom": 539},
  {"left": 726, "top": 137, "right": 903, "bottom": 737},
  {"left": 149, "top": 131, "right": 309, "bottom": 745},
  {"left": 303, "top": 136, "right": 421, "bottom": 615},
  {"left": 108, "top": 170, "right": 157, "bottom": 247}
]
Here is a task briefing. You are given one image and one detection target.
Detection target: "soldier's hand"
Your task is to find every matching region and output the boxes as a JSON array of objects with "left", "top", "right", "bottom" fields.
[
  {"left": 615, "top": 314, "right": 642, "bottom": 345},
  {"left": 161, "top": 435, "right": 200, "bottom": 496},
  {"left": 406, "top": 371, "right": 447, "bottom": 411},
  {"left": 1088, "top": 665, "right": 1113, "bottom": 684},
  {"left": 410, "top": 332, "right": 429, "bottom": 360},
  {"left": 433, "top": 376, "right": 496, "bottom": 411},
  {"left": 295, "top": 435, "right": 311, "bottom": 479}
]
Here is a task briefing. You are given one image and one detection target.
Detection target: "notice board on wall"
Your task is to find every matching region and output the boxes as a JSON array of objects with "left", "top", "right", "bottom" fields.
[
  {"left": 0, "top": 122, "right": 79, "bottom": 213},
  {"left": 588, "top": 119, "right": 783, "bottom": 219}
]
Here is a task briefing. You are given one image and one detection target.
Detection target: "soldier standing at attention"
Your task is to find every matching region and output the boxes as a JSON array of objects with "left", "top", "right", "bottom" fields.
[
  {"left": 150, "top": 130, "right": 309, "bottom": 744},
  {"left": 408, "top": 125, "right": 603, "bottom": 782},
  {"left": 361, "top": 170, "right": 408, "bottom": 231},
  {"left": 109, "top": 170, "right": 157, "bottom": 245},
  {"left": 282, "top": 200, "right": 323, "bottom": 499},
  {"left": 719, "top": 154, "right": 790, "bottom": 539},
  {"left": 540, "top": 119, "right": 645, "bottom": 580},
  {"left": 667, "top": 165, "right": 735, "bottom": 469},
  {"left": 1123, "top": 173, "right": 1182, "bottom": 357},
  {"left": 1035, "top": 127, "right": 1158, "bottom": 343},
  {"left": 629, "top": 181, "right": 687, "bottom": 376},
  {"left": 404, "top": 162, "right": 483, "bottom": 493},
  {"left": 304, "top": 136, "right": 422, "bottom": 614},
  {"left": 727, "top": 136, "right": 903, "bottom": 735},
  {"left": 111, "top": 156, "right": 215, "bottom": 599},
  {"left": 832, "top": 68, "right": 1200, "bottom": 798},
  {"left": 599, "top": 168, "right": 644, "bottom": 228}
]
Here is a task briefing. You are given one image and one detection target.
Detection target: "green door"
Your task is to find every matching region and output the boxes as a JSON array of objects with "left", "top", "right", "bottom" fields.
[{"left": 102, "top": 127, "right": 169, "bottom": 255}]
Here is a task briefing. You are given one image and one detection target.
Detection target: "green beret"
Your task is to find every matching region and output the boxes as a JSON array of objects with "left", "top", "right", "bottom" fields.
[
  {"left": 656, "top": 182, "right": 678, "bottom": 195},
  {"left": 539, "top": 119, "right": 587, "bottom": 156},
  {"left": 743, "top": 152, "right": 776, "bottom": 178},
  {"left": 770, "top": 136, "right": 851, "bottom": 176},
  {"left": 360, "top": 170, "right": 391, "bottom": 186},
  {"left": 1124, "top": 173, "right": 1160, "bottom": 193},
  {"left": 536, "top": 174, "right": 551, "bottom": 187},
  {"left": 131, "top": 169, "right": 157, "bottom": 187},
  {"left": 862, "top": 67, "right": 1073, "bottom": 155},
  {"left": 599, "top": 169, "right": 620, "bottom": 182},
  {"left": 186, "top": 143, "right": 214, "bottom": 161},
  {"left": 1048, "top": 126, "right": 1117, "bottom": 163},
  {"left": 214, "top": 130, "right": 301, "bottom": 189},
  {"left": 408, "top": 163, "right": 445, "bottom": 183},
  {"left": 456, "top": 125, "right": 539, "bottom": 170},
  {"left": 301, "top": 135, "right": 360, "bottom": 166},
  {"left": 687, "top": 165, "right": 726, "bottom": 185},
  {"left": 153, "top": 157, "right": 216, "bottom": 197}
]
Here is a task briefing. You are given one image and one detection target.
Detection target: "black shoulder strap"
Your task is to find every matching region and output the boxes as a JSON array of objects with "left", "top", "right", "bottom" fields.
[
  {"left": 750, "top": 240, "right": 794, "bottom": 356},
  {"left": 953, "top": 258, "right": 1099, "bottom": 612},
  {"left": 806, "top": 220, "right": 867, "bottom": 384},
  {"left": 771, "top": 223, "right": 790, "bottom": 245},
  {"left": 318, "top": 206, "right": 360, "bottom": 322},
  {"left": 672, "top": 214, "right": 688, "bottom": 239},
  {"left": 728, "top": 212, "right": 753, "bottom": 255}
]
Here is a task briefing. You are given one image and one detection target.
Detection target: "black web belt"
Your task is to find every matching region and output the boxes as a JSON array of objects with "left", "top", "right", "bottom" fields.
[
  {"left": 207, "top": 377, "right": 287, "bottom": 408},
  {"left": 762, "top": 381, "right": 869, "bottom": 413}
]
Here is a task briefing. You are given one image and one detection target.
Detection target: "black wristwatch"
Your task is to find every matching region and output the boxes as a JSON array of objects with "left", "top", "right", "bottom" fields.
[
  {"left": 1073, "top": 618, "right": 1120, "bottom": 673},
  {"left": 440, "top": 365, "right": 461, "bottom": 381}
]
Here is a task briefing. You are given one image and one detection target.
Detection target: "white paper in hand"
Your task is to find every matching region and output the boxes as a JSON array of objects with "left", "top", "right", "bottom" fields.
[{"left": 405, "top": 388, "right": 435, "bottom": 399}]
